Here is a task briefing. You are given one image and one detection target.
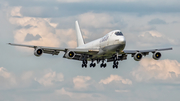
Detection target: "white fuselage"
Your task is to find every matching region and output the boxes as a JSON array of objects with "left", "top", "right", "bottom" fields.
[{"left": 76, "top": 30, "right": 126, "bottom": 59}]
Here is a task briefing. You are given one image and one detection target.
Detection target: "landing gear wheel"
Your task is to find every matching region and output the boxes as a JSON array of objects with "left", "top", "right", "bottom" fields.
[
  {"left": 100, "top": 64, "right": 103, "bottom": 68},
  {"left": 116, "top": 65, "right": 118, "bottom": 69},
  {"left": 113, "top": 65, "right": 115, "bottom": 69},
  {"left": 116, "top": 62, "right": 119, "bottom": 65},
  {"left": 90, "top": 63, "right": 92, "bottom": 67},
  {"left": 104, "top": 63, "right": 107, "bottom": 68},
  {"left": 93, "top": 63, "right": 96, "bottom": 67}
]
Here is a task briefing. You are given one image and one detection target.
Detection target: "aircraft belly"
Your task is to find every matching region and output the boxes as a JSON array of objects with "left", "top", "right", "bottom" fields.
[{"left": 89, "top": 43, "right": 125, "bottom": 60}]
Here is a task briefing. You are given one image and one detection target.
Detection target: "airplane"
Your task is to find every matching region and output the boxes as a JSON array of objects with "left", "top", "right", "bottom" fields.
[{"left": 9, "top": 21, "right": 172, "bottom": 69}]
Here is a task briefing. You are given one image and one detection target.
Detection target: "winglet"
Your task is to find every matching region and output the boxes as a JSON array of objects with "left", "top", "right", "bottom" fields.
[{"left": 75, "top": 21, "right": 85, "bottom": 47}]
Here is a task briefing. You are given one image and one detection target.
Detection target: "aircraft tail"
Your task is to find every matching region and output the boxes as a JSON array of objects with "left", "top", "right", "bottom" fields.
[{"left": 75, "top": 21, "right": 85, "bottom": 47}]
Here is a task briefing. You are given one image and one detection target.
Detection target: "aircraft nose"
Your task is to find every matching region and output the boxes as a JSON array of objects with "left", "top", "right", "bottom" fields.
[{"left": 119, "top": 36, "right": 126, "bottom": 44}]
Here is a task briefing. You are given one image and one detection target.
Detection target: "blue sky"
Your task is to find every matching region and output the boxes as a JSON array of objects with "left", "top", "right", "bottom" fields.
[{"left": 0, "top": 0, "right": 180, "bottom": 101}]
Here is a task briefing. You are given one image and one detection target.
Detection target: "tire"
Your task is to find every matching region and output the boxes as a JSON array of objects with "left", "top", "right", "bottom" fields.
[
  {"left": 116, "top": 62, "right": 118, "bottom": 65},
  {"left": 104, "top": 63, "right": 107, "bottom": 68},
  {"left": 113, "top": 65, "right": 115, "bottom": 69},
  {"left": 100, "top": 64, "right": 102, "bottom": 68},
  {"left": 93, "top": 63, "right": 96, "bottom": 67}
]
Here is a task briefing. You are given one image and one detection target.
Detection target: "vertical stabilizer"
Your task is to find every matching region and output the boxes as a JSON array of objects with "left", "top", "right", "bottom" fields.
[{"left": 75, "top": 21, "right": 85, "bottom": 47}]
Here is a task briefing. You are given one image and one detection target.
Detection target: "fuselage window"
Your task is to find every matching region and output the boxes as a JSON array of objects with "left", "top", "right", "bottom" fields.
[{"left": 115, "top": 32, "right": 123, "bottom": 36}]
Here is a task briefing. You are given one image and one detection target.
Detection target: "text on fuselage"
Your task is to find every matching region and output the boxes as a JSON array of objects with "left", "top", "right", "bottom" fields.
[{"left": 100, "top": 35, "right": 109, "bottom": 43}]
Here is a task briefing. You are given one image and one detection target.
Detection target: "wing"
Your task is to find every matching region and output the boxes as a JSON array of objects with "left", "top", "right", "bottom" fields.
[
  {"left": 123, "top": 47, "right": 173, "bottom": 54},
  {"left": 8, "top": 43, "right": 99, "bottom": 56},
  {"left": 107, "top": 47, "right": 172, "bottom": 62}
]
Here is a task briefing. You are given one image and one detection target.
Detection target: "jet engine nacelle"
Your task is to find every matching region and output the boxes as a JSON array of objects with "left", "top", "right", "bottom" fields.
[
  {"left": 64, "top": 51, "right": 76, "bottom": 59},
  {"left": 134, "top": 52, "right": 143, "bottom": 61},
  {"left": 153, "top": 52, "right": 161, "bottom": 60},
  {"left": 34, "top": 48, "right": 43, "bottom": 57}
]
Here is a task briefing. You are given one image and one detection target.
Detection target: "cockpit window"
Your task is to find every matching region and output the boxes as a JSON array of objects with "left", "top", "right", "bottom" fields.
[{"left": 115, "top": 32, "right": 123, "bottom": 36}]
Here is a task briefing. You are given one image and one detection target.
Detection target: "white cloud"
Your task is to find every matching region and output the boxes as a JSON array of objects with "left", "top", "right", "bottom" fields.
[
  {"left": 9, "top": 16, "right": 60, "bottom": 47},
  {"left": 34, "top": 69, "right": 64, "bottom": 86},
  {"left": 78, "top": 12, "right": 116, "bottom": 29},
  {"left": 55, "top": 88, "right": 106, "bottom": 100},
  {"left": 56, "top": 29, "right": 77, "bottom": 48},
  {"left": 132, "top": 58, "right": 180, "bottom": 82},
  {"left": 99, "top": 75, "right": 132, "bottom": 85},
  {"left": 11, "top": 6, "right": 22, "bottom": 17},
  {"left": 0, "top": 67, "right": 17, "bottom": 89},
  {"left": 73, "top": 76, "right": 91, "bottom": 90},
  {"left": 8, "top": 6, "right": 79, "bottom": 49},
  {"left": 137, "top": 31, "right": 178, "bottom": 47},
  {"left": 139, "top": 31, "right": 162, "bottom": 37}
]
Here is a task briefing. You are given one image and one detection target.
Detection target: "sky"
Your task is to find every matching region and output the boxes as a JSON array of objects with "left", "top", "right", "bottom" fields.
[{"left": 0, "top": 0, "right": 180, "bottom": 101}]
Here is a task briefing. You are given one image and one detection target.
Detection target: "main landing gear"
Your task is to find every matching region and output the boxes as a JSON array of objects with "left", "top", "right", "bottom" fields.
[
  {"left": 82, "top": 60, "right": 87, "bottom": 68},
  {"left": 90, "top": 60, "right": 96, "bottom": 67},
  {"left": 113, "top": 60, "right": 118, "bottom": 69},
  {"left": 100, "top": 60, "right": 107, "bottom": 68}
]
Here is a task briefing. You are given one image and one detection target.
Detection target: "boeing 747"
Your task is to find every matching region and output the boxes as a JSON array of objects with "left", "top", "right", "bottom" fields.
[{"left": 9, "top": 21, "right": 172, "bottom": 69}]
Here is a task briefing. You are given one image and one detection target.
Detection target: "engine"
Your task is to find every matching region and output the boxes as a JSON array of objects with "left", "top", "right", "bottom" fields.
[
  {"left": 134, "top": 52, "right": 143, "bottom": 61},
  {"left": 34, "top": 48, "right": 43, "bottom": 57},
  {"left": 64, "top": 51, "right": 76, "bottom": 59},
  {"left": 153, "top": 52, "right": 161, "bottom": 60}
]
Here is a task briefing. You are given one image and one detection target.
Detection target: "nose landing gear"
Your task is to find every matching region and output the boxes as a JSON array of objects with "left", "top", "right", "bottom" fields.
[{"left": 112, "top": 53, "right": 119, "bottom": 69}]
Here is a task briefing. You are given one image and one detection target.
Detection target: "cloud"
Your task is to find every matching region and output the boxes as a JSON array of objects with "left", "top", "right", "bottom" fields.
[
  {"left": 24, "top": 33, "right": 42, "bottom": 41},
  {"left": 0, "top": 67, "right": 17, "bottom": 89},
  {"left": 148, "top": 18, "right": 167, "bottom": 25},
  {"left": 9, "top": 16, "right": 60, "bottom": 47},
  {"left": 78, "top": 12, "right": 116, "bottom": 29},
  {"left": 8, "top": 6, "right": 79, "bottom": 48},
  {"left": 11, "top": 6, "right": 22, "bottom": 17},
  {"left": 17, "top": 1, "right": 180, "bottom": 18},
  {"left": 55, "top": 88, "right": 106, "bottom": 100},
  {"left": 136, "top": 31, "right": 178, "bottom": 47},
  {"left": 132, "top": 58, "right": 180, "bottom": 83},
  {"left": 34, "top": 69, "right": 64, "bottom": 86},
  {"left": 73, "top": 76, "right": 91, "bottom": 90},
  {"left": 99, "top": 75, "right": 132, "bottom": 85}
]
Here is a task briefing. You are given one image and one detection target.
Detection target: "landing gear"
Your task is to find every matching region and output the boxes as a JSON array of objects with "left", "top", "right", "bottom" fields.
[
  {"left": 113, "top": 64, "right": 118, "bottom": 69},
  {"left": 112, "top": 53, "right": 119, "bottom": 69},
  {"left": 100, "top": 59, "right": 107, "bottom": 68},
  {"left": 100, "top": 63, "right": 107, "bottom": 68},
  {"left": 90, "top": 60, "right": 96, "bottom": 67},
  {"left": 82, "top": 60, "right": 87, "bottom": 68},
  {"left": 113, "top": 60, "right": 119, "bottom": 69},
  {"left": 90, "top": 63, "right": 96, "bottom": 67}
]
